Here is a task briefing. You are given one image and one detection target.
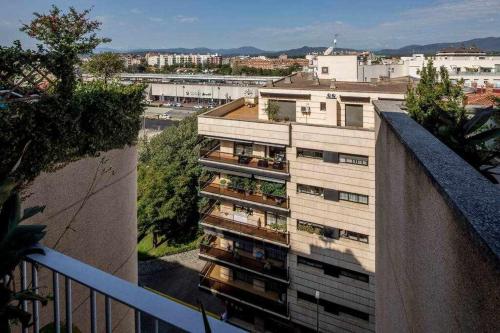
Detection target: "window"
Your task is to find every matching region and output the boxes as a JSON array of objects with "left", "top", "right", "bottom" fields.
[
  {"left": 297, "top": 220, "right": 337, "bottom": 239},
  {"left": 340, "top": 230, "right": 369, "bottom": 244},
  {"left": 345, "top": 104, "right": 363, "bottom": 127},
  {"left": 297, "top": 220, "right": 324, "bottom": 236},
  {"left": 339, "top": 191, "right": 369, "bottom": 204},
  {"left": 234, "top": 238, "right": 253, "bottom": 253},
  {"left": 321, "top": 67, "right": 329, "bottom": 74},
  {"left": 320, "top": 102, "right": 326, "bottom": 111},
  {"left": 297, "top": 291, "right": 370, "bottom": 321},
  {"left": 234, "top": 142, "right": 253, "bottom": 156},
  {"left": 234, "top": 270, "right": 253, "bottom": 284},
  {"left": 268, "top": 146, "right": 285, "bottom": 160},
  {"left": 297, "top": 256, "right": 369, "bottom": 283},
  {"left": 233, "top": 205, "right": 253, "bottom": 216},
  {"left": 266, "top": 212, "right": 287, "bottom": 231},
  {"left": 297, "top": 148, "right": 323, "bottom": 159},
  {"left": 265, "top": 244, "right": 287, "bottom": 261},
  {"left": 339, "top": 153, "right": 368, "bottom": 166},
  {"left": 297, "top": 184, "right": 323, "bottom": 196}
]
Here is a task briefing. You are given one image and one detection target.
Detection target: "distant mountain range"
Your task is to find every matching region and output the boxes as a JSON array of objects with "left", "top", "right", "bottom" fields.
[
  {"left": 376, "top": 37, "right": 500, "bottom": 55},
  {"left": 96, "top": 37, "right": 500, "bottom": 57}
]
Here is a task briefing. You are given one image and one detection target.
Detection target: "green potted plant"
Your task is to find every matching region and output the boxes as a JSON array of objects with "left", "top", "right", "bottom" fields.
[
  {"left": 260, "top": 181, "right": 275, "bottom": 200},
  {"left": 273, "top": 184, "right": 287, "bottom": 204},
  {"left": 219, "top": 178, "right": 227, "bottom": 189},
  {"left": 242, "top": 178, "right": 256, "bottom": 196}
]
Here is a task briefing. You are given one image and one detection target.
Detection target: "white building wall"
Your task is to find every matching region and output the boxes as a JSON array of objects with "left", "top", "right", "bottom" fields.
[{"left": 317, "top": 55, "right": 359, "bottom": 81}]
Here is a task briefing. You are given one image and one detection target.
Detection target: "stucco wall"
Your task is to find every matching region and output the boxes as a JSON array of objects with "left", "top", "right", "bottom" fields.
[
  {"left": 22, "top": 146, "right": 138, "bottom": 332},
  {"left": 374, "top": 102, "right": 500, "bottom": 333}
]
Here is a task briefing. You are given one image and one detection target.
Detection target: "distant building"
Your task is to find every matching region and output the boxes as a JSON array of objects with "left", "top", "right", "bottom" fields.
[
  {"left": 145, "top": 53, "right": 222, "bottom": 67},
  {"left": 230, "top": 56, "right": 309, "bottom": 70},
  {"left": 122, "top": 54, "right": 143, "bottom": 68},
  {"left": 402, "top": 47, "right": 500, "bottom": 87}
]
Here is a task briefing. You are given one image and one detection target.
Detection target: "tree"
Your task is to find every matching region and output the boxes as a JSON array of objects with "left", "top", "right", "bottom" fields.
[
  {"left": 265, "top": 100, "right": 280, "bottom": 121},
  {"left": 137, "top": 115, "right": 204, "bottom": 243},
  {"left": 84, "top": 52, "right": 125, "bottom": 83},
  {"left": 20, "top": 5, "right": 110, "bottom": 97},
  {"left": 406, "top": 60, "right": 499, "bottom": 182}
]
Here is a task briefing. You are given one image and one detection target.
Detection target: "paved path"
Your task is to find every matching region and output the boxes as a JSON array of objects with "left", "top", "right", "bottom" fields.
[{"left": 138, "top": 250, "right": 225, "bottom": 317}]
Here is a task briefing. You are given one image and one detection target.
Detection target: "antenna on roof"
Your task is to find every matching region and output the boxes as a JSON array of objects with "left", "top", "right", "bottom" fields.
[
  {"left": 324, "top": 33, "right": 339, "bottom": 55},
  {"left": 333, "top": 33, "right": 339, "bottom": 50}
]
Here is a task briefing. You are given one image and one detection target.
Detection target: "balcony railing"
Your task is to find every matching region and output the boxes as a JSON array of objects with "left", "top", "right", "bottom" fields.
[
  {"left": 199, "top": 263, "right": 289, "bottom": 319},
  {"left": 200, "top": 204, "right": 289, "bottom": 246},
  {"left": 200, "top": 145, "right": 289, "bottom": 175},
  {"left": 21, "top": 246, "right": 243, "bottom": 333},
  {"left": 199, "top": 238, "right": 289, "bottom": 282},
  {"left": 200, "top": 179, "right": 289, "bottom": 212}
]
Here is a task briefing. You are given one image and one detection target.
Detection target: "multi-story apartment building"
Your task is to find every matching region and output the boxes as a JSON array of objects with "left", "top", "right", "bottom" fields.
[
  {"left": 197, "top": 72, "right": 409, "bottom": 332},
  {"left": 401, "top": 47, "right": 500, "bottom": 87},
  {"left": 145, "top": 53, "right": 222, "bottom": 67},
  {"left": 231, "top": 56, "right": 310, "bottom": 70}
]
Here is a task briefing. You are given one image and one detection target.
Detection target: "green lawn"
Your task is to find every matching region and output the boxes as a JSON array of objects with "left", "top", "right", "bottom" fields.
[{"left": 138, "top": 233, "right": 202, "bottom": 261}]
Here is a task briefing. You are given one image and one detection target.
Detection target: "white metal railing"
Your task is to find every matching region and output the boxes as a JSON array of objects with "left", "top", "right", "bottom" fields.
[{"left": 22, "top": 245, "right": 245, "bottom": 333}]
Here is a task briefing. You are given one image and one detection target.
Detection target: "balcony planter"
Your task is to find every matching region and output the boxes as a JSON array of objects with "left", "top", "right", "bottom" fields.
[
  {"left": 219, "top": 179, "right": 227, "bottom": 189},
  {"left": 257, "top": 159, "right": 269, "bottom": 168}
]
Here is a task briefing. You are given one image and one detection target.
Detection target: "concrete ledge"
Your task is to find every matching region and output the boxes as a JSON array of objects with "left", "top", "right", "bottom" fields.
[{"left": 374, "top": 100, "right": 500, "bottom": 268}]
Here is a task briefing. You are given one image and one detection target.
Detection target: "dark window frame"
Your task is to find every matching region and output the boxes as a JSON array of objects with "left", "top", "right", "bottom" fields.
[
  {"left": 320, "top": 102, "right": 326, "bottom": 111},
  {"left": 297, "top": 148, "right": 323, "bottom": 159},
  {"left": 340, "top": 230, "right": 369, "bottom": 244},
  {"left": 321, "top": 67, "right": 329, "bottom": 74},
  {"left": 297, "top": 255, "right": 369, "bottom": 283},
  {"left": 297, "top": 184, "right": 323, "bottom": 196},
  {"left": 339, "top": 153, "right": 369, "bottom": 166},
  {"left": 339, "top": 191, "right": 369, "bottom": 205}
]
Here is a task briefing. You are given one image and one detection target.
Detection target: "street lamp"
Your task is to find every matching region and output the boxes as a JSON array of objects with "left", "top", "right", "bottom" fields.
[{"left": 315, "top": 290, "right": 320, "bottom": 333}]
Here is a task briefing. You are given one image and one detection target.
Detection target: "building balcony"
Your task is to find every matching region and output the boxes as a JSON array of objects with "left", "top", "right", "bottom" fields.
[
  {"left": 199, "top": 145, "right": 289, "bottom": 180},
  {"left": 21, "top": 246, "right": 241, "bottom": 333},
  {"left": 200, "top": 204, "right": 289, "bottom": 247},
  {"left": 200, "top": 177, "right": 289, "bottom": 214},
  {"left": 199, "top": 236, "right": 289, "bottom": 283},
  {"left": 199, "top": 263, "right": 289, "bottom": 320}
]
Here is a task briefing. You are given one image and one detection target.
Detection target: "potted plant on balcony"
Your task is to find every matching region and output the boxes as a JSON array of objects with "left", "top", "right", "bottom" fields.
[
  {"left": 273, "top": 184, "right": 287, "bottom": 204},
  {"left": 243, "top": 178, "right": 256, "bottom": 196},
  {"left": 260, "top": 181, "right": 275, "bottom": 200},
  {"left": 219, "top": 178, "right": 227, "bottom": 189}
]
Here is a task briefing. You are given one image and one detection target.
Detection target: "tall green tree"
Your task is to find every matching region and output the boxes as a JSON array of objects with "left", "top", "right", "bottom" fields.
[
  {"left": 138, "top": 115, "right": 203, "bottom": 242},
  {"left": 20, "top": 5, "right": 110, "bottom": 97},
  {"left": 406, "top": 60, "right": 499, "bottom": 182},
  {"left": 84, "top": 52, "right": 125, "bottom": 83}
]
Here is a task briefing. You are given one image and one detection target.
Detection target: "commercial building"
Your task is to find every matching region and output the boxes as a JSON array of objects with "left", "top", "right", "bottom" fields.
[
  {"left": 197, "top": 72, "right": 409, "bottom": 332},
  {"left": 231, "top": 56, "right": 310, "bottom": 70},
  {"left": 145, "top": 53, "right": 222, "bottom": 67},
  {"left": 119, "top": 73, "right": 282, "bottom": 105}
]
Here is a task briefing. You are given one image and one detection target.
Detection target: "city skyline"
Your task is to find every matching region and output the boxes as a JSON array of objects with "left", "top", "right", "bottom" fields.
[{"left": 1, "top": 0, "right": 499, "bottom": 51}]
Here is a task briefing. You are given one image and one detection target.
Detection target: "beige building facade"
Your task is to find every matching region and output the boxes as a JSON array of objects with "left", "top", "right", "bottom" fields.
[{"left": 197, "top": 73, "right": 408, "bottom": 332}]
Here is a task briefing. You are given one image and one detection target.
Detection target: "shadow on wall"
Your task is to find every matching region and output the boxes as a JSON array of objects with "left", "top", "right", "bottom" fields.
[{"left": 19, "top": 146, "right": 139, "bottom": 333}]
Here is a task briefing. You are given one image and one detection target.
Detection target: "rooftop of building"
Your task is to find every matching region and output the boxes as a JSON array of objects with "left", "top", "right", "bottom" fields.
[
  {"left": 199, "top": 98, "right": 261, "bottom": 122},
  {"left": 264, "top": 72, "right": 414, "bottom": 94}
]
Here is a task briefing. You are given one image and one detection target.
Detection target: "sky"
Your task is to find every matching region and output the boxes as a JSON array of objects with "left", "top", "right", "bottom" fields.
[{"left": 0, "top": 0, "right": 499, "bottom": 51}]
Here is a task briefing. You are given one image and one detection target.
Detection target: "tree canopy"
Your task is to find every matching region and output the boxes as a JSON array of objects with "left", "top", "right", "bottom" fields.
[
  {"left": 138, "top": 115, "right": 204, "bottom": 242},
  {"left": 406, "top": 60, "right": 499, "bottom": 182},
  {"left": 84, "top": 52, "right": 125, "bottom": 83}
]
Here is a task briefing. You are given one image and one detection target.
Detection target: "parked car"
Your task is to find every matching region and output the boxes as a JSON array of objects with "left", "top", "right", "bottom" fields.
[
  {"left": 193, "top": 105, "right": 204, "bottom": 109},
  {"left": 159, "top": 112, "right": 172, "bottom": 120},
  {"left": 165, "top": 102, "right": 174, "bottom": 107},
  {"left": 175, "top": 102, "right": 182, "bottom": 107}
]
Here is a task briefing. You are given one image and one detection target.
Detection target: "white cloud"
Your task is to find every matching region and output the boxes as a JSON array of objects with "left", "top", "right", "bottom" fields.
[
  {"left": 249, "top": 0, "right": 500, "bottom": 50},
  {"left": 130, "top": 8, "right": 142, "bottom": 15},
  {"left": 174, "top": 15, "right": 198, "bottom": 23},
  {"left": 149, "top": 17, "right": 164, "bottom": 23}
]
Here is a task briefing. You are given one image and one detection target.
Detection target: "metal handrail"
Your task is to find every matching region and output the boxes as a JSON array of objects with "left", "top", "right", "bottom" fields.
[
  {"left": 200, "top": 149, "right": 289, "bottom": 174},
  {"left": 25, "top": 246, "right": 244, "bottom": 333}
]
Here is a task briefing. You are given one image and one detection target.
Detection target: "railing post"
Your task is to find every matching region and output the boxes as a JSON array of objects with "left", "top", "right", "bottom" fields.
[
  {"left": 32, "top": 264, "right": 40, "bottom": 333},
  {"left": 65, "top": 277, "right": 72, "bottom": 333},
  {"left": 20, "top": 262, "right": 28, "bottom": 333},
  {"left": 53, "top": 272, "right": 60, "bottom": 333},
  {"left": 90, "top": 289, "right": 97, "bottom": 333}
]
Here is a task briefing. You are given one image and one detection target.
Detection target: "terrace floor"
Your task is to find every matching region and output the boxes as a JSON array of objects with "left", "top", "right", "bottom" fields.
[{"left": 222, "top": 104, "right": 259, "bottom": 121}]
